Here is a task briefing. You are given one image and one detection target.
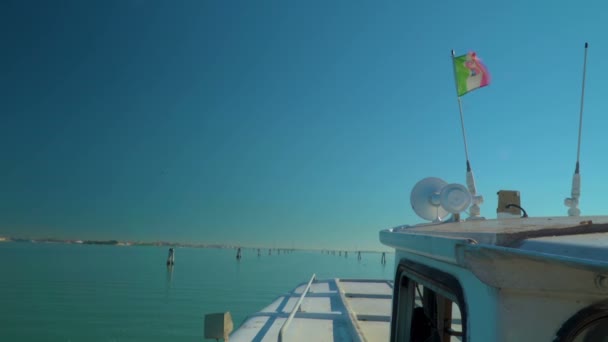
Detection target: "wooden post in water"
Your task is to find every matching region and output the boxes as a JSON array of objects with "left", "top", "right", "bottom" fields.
[{"left": 166, "top": 248, "right": 175, "bottom": 266}]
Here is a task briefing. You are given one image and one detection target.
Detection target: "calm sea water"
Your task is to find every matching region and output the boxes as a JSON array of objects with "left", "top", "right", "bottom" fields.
[{"left": 0, "top": 242, "right": 394, "bottom": 341}]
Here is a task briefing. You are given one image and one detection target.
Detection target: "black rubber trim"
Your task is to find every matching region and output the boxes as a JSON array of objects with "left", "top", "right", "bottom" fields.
[{"left": 554, "top": 299, "right": 608, "bottom": 342}]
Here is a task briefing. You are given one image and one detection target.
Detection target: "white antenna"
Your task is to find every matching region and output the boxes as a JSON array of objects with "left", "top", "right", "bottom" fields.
[{"left": 565, "top": 42, "right": 589, "bottom": 216}]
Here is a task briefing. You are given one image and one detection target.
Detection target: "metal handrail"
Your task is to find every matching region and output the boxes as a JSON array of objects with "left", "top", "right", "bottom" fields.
[{"left": 278, "top": 273, "right": 316, "bottom": 342}]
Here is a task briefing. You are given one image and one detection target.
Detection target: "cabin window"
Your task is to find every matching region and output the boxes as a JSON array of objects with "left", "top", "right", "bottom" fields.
[{"left": 391, "top": 260, "right": 467, "bottom": 342}]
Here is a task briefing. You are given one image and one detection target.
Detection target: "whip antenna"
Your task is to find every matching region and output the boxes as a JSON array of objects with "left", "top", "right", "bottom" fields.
[{"left": 565, "top": 42, "right": 589, "bottom": 216}]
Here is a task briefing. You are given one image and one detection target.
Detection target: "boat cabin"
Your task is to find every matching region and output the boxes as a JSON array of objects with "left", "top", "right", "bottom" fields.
[{"left": 381, "top": 215, "right": 608, "bottom": 341}]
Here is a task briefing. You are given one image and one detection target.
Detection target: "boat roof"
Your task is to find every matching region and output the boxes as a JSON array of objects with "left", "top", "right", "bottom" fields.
[
  {"left": 519, "top": 232, "right": 608, "bottom": 263},
  {"left": 230, "top": 278, "right": 393, "bottom": 342},
  {"left": 381, "top": 215, "right": 608, "bottom": 265},
  {"left": 390, "top": 216, "right": 608, "bottom": 245}
]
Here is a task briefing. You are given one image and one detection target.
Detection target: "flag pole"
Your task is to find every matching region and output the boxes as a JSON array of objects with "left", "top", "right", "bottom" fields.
[
  {"left": 451, "top": 51, "right": 471, "bottom": 169},
  {"left": 565, "top": 42, "right": 589, "bottom": 216},
  {"left": 451, "top": 50, "right": 483, "bottom": 219}
]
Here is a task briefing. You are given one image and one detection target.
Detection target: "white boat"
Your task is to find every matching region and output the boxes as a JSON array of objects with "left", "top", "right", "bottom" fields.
[{"left": 208, "top": 182, "right": 608, "bottom": 341}]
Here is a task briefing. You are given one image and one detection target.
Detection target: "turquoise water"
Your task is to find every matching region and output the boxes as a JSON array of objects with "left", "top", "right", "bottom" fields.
[{"left": 0, "top": 242, "right": 394, "bottom": 341}]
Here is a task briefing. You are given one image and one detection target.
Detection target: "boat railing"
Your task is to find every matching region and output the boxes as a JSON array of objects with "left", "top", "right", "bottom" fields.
[{"left": 278, "top": 273, "right": 316, "bottom": 342}]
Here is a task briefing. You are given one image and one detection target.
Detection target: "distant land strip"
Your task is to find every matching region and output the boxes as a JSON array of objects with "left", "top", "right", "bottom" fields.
[{"left": 0, "top": 236, "right": 390, "bottom": 253}]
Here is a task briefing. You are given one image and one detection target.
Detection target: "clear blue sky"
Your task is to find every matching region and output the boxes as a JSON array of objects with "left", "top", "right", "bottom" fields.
[{"left": 1, "top": 0, "right": 608, "bottom": 250}]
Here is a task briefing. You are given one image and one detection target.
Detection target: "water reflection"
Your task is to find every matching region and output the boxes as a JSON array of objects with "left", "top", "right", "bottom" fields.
[
  {"left": 235, "top": 257, "right": 241, "bottom": 274},
  {"left": 165, "top": 265, "right": 174, "bottom": 299}
]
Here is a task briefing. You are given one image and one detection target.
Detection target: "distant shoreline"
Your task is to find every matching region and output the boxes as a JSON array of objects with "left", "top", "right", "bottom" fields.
[{"left": 0, "top": 236, "right": 391, "bottom": 253}]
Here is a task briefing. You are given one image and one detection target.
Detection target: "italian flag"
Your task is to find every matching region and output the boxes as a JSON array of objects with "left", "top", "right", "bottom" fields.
[{"left": 454, "top": 52, "right": 490, "bottom": 96}]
